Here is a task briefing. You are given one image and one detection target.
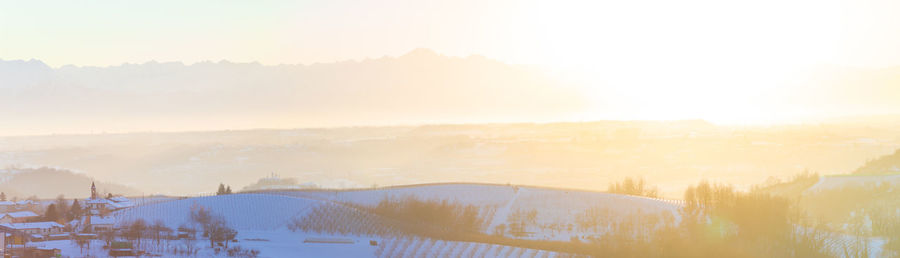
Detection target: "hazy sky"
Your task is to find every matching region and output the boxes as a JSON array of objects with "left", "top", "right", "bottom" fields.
[
  {"left": 3, "top": 0, "right": 899, "bottom": 68},
  {"left": 2, "top": 0, "right": 900, "bottom": 126}
]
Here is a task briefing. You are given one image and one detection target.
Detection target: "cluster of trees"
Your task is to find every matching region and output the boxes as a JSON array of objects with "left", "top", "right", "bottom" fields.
[
  {"left": 588, "top": 180, "right": 832, "bottom": 257},
  {"left": 374, "top": 196, "right": 485, "bottom": 236},
  {"left": 0, "top": 192, "right": 39, "bottom": 206},
  {"left": 216, "top": 183, "right": 234, "bottom": 195},
  {"left": 477, "top": 180, "right": 834, "bottom": 257},
  {"left": 607, "top": 177, "right": 659, "bottom": 198},
  {"left": 288, "top": 203, "right": 398, "bottom": 236},
  {"left": 74, "top": 218, "right": 172, "bottom": 255},
  {"left": 800, "top": 182, "right": 900, "bottom": 257},
  {"left": 43, "top": 195, "right": 84, "bottom": 222},
  {"left": 502, "top": 209, "right": 538, "bottom": 237},
  {"left": 189, "top": 202, "right": 238, "bottom": 249}
]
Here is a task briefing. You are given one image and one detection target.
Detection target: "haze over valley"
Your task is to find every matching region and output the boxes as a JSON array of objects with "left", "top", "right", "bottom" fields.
[
  {"left": 2, "top": 120, "right": 899, "bottom": 198},
  {"left": 4, "top": 0, "right": 900, "bottom": 257}
]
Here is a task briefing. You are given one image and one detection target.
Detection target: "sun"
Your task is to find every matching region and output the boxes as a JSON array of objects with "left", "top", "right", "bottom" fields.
[{"left": 516, "top": 0, "right": 843, "bottom": 124}]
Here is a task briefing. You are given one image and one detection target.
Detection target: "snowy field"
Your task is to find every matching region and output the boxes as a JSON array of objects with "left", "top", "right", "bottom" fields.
[
  {"left": 114, "top": 194, "right": 323, "bottom": 231},
  {"left": 25, "top": 232, "right": 378, "bottom": 258},
  {"left": 273, "top": 183, "right": 682, "bottom": 240},
  {"left": 100, "top": 186, "right": 589, "bottom": 257},
  {"left": 23, "top": 183, "right": 890, "bottom": 257}
]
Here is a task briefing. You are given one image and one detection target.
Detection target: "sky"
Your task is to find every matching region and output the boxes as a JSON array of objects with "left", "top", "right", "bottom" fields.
[{"left": 2, "top": 0, "right": 900, "bottom": 126}]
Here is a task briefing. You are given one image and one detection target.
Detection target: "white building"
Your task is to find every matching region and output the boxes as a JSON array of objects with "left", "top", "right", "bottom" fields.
[
  {"left": 0, "top": 211, "right": 40, "bottom": 223},
  {"left": 0, "top": 222, "right": 65, "bottom": 240},
  {"left": 84, "top": 215, "right": 115, "bottom": 232},
  {"left": 0, "top": 201, "right": 14, "bottom": 213}
]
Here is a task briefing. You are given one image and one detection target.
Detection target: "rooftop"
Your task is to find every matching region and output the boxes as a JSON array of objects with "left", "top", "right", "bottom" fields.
[
  {"left": 0, "top": 222, "right": 64, "bottom": 230},
  {"left": 1, "top": 211, "right": 39, "bottom": 218}
]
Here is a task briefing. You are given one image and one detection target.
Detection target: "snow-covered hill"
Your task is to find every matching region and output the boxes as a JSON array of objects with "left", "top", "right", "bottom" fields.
[
  {"left": 108, "top": 185, "right": 608, "bottom": 257},
  {"left": 114, "top": 194, "right": 322, "bottom": 231},
  {"left": 272, "top": 183, "right": 683, "bottom": 240}
]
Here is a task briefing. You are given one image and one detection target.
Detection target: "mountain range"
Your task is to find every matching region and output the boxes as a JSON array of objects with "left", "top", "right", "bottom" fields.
[{"left": 0, "top": 49, "right": 585, "bottom": 136}]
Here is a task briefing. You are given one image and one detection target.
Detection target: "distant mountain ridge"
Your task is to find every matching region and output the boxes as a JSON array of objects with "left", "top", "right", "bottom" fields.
[{"left": 0, "top": 49, "right": 586, "bottom": 136}]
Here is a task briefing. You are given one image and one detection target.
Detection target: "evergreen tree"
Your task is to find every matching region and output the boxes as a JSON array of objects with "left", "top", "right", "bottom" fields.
[
  {"left": 0, "top": 192, "right": 5, "bottom": 201},
  {"left": 45, "top": 204, "right": 58, "bottom": 222},
  {"left": 69, "top": 199, "right": 82, "bottom": 220},
  {"left": 56, "top": 195, "right": 69, "bottom": 220},
  {"left": 217, "top": 183, "right": 226, "bottom": 195},
  {"left": 225, "top": 186, "right": 232, "bottom": 194}
]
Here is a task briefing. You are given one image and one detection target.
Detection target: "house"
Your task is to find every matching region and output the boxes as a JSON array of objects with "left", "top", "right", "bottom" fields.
[
  {"left": 0, "top": 211, "right": 40, "bottom": 223},
  {"left": 84, "top": 215, "right": 115, "bottom": 232},
  {"left": 14, "top": 200, "right": 37, "bottom": 211},
  {"left": 0, "top": 222, "right": 65, "bottom": 240},
  {"left": 85, "top": 195, "right": 134, "bottom": 214},
  {"left": 0, "top": 201, "right": 14, "bottom": 213}
]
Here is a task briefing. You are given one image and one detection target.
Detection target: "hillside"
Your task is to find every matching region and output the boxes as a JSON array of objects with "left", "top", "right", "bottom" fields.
[
  {"left": 853, "top": 149, "right": 900, "bottom": 175},
  {"left": 110, "top": 184, "right": 638, "bottom": 257},
  {"left": 113, "top": 194, "right": 321, "bottom": 231},
  {"left": 272, "top": 183, "right": 682, "bottom": 241},
  {"left": 4, "top": 121, "right": 899, "bottom": 197},
  {"left": 0, "top": 167, "right": 140, "bottom": 198}
]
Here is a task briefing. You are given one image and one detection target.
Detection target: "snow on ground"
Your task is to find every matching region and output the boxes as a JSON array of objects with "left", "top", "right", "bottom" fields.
[
  {"left": 229, "top": 231, "right": 378, "bottom": 258},
  {"left": 25, "top": 239, "right": 107, "bottom": 257},
  {"left": 805, "top": 174, "right": 900, "bottom": 193},
  {"left": 129, "top": 195, "right": 179, "bottom": 206},
  {"left": 506, "top": 187, "right": 681, "bottom": 241},
  {"left": 114, "top": 193, "right": 323, "bottom": 231},
  {"left": 71, "top": 184, "right": 680, "bottom": 257},
  {"left": 273, "top": 183, "right": 682, "bottom": 240},
  {"left": 26, "top": 232, "right": 379, "bottom": 258},
  {"left": 278, "top": 183, "right": 518, "bottom": 207},
  {"left": 824, "top": 234, "right": 888, "bottom": 258},
  {"left": 375, "top": 237, "right": 567, "bottom": 258},
  {"left": 486, "top": 187, "right": 521, "bottom": 231}
]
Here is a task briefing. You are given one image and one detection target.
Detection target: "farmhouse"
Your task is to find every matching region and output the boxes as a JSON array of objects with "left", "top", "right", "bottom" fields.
[
  {"left": 0, "top": 201, "right": 14, "bottom": 212},
  {"left": 0, "top": 211, "right": 40, "bottom": 223},
  {"left": 14, "top": 200, "right": 37, "bottom": 211},
  {"left": 84, "top": 215, "right": 115, "bottom": 232},
  {"left": 0, "top": 222, "right": 65, "bottom": 240}
]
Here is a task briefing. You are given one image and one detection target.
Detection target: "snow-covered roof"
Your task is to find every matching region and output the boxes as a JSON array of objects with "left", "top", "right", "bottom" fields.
[
  {"left": 1, "top": 211, "right": 39, "bottom": 218},
  {"left": 0, "top": 222, "right": 64, "bottom": 230},
  {"left": 15, "top": 200, "right": 33, "bottom": 205},
  {"left": 0, "top": 201, "right": 14, "bottom": 206},
  {"left": 85, "top": 198, "right": 110, "bottom": 204},
  {"left": 109, "top": 196, "right": 130, "bottom": 203},
  {"left": 84, "top": 197, "right": 135, "bottom": 209},
  {"left": 88, "top": 216, "right": 115, "bottom": 225},
  {"left": 108, "top": 201, "right": 134, "bottom": 209}
]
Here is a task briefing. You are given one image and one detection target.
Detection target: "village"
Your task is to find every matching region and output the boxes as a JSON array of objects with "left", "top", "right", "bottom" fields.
[{"left": 0, "top": 182, "right": 138, "bottom": 257}]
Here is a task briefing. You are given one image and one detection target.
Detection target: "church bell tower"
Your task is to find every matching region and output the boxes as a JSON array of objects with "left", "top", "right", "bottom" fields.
[{"left": 91, "top": 181, "right": 97, "bottom": 199}]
